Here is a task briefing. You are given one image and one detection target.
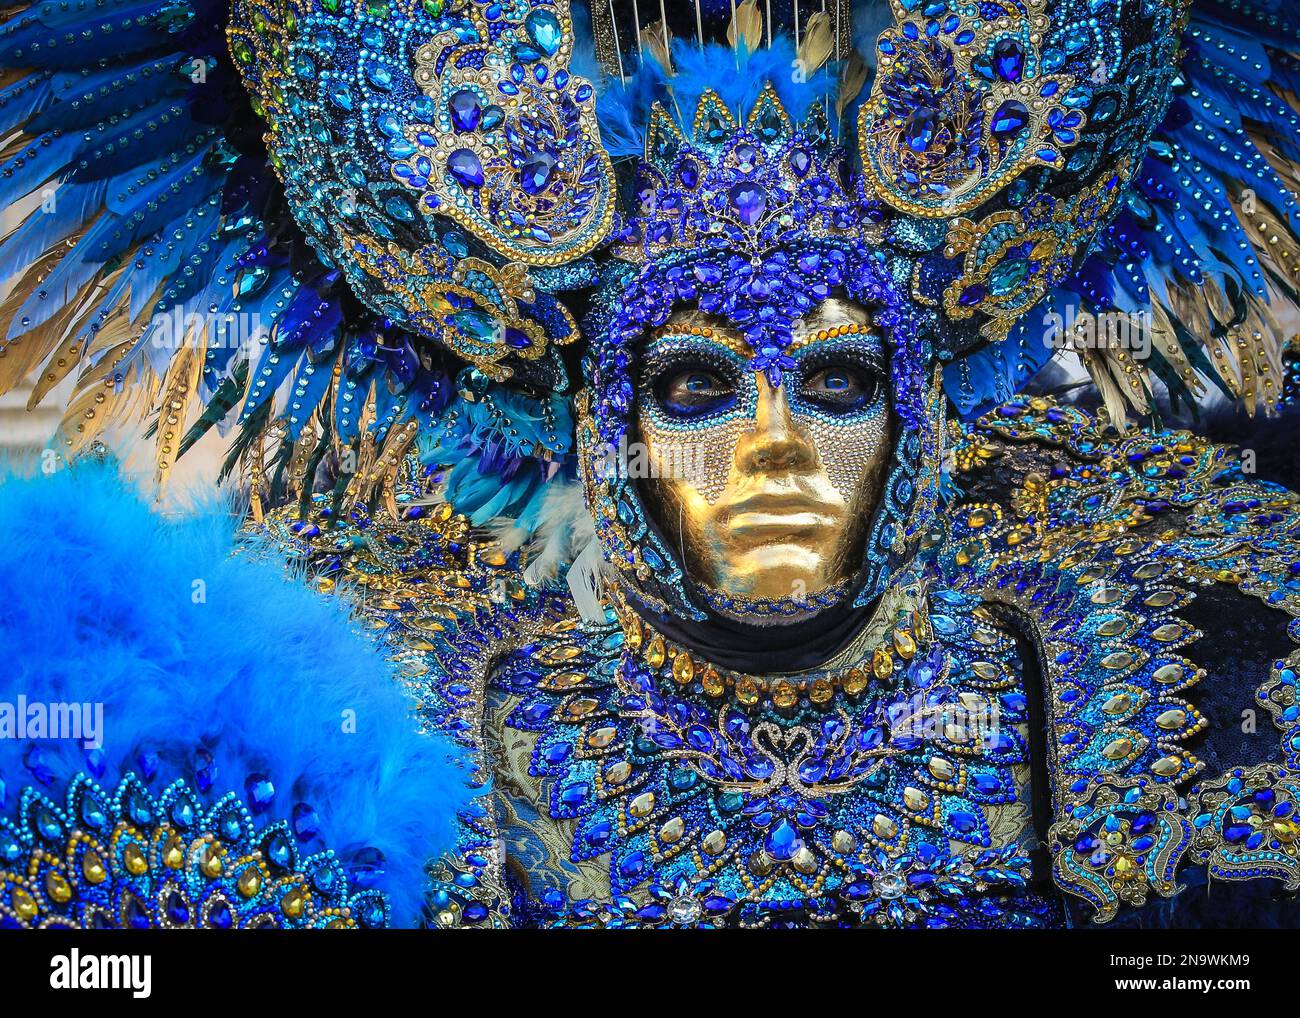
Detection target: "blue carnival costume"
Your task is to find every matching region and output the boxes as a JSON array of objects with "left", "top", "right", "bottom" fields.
[{"left": 2, "top": 0, "right": 1300, "bottom": 928}]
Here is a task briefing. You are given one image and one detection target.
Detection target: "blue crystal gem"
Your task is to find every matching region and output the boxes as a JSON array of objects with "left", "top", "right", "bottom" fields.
[
  {"left": 125, "top": 895, "right": 151, "bottom": 930},
  {"left": 265, "top": 830, "right": 294, "bottom": 871},
  {"left": 244, "top": 773, "right": 275, "bottom": 814},
  {"left": 343, "top": 847, "right": 384, "bottom": 892},
  {"left": 525, "top": 9, "right": 562, "bottom": 56},
  {"left": 989, "top": 257, "right": 1029, "bottom": 295},
  {"left": 990, "top": 100, "right": 1029, "bottom": 136},
  {"left": 729, "top": 183, "right": 767, "bottom": 226},
  {"left": 764, "top": 819, "right": 800, "bottom": 861},
  {"left": 164, "top": 891, "right": 190, "bottom": 925},
  {"left": 992, "top": 38, "right": 1026, "bottom": 81},
  {"left": 905, "top": 107, "right": 939, "bottom": 151},
  {"left": 449, "top": 89, "right": 482, "bottom": 132},
  {"left": 292, "top": 802, "right": 321, "bottom": 841},
  {"left": 520, "top": 151, "right": 556, "bottom": 195},
  {"left": 449, "top": 149, "right": 484, "bottom": 188}
]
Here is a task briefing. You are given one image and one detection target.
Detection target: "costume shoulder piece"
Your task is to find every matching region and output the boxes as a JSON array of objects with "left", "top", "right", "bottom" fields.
[
  {"left": 953, "top": 397, "right": 1300, "bottom": 922},
  {"left": 254, "top": 463, "right": 579, "bottom": 927}
]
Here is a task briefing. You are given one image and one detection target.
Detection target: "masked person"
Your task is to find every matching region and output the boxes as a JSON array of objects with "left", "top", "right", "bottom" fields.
[{"left": 1, "top": 0, "right": 1300, "bottom": 929}]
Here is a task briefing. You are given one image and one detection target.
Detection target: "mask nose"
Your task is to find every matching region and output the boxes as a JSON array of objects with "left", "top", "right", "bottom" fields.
[{"left": 735, "top": 374, "right": 817, "bottom": 474}]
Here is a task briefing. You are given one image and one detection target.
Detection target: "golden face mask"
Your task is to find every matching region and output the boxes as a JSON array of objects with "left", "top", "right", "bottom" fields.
[{"left": 636, "top": 300, "right": 894, "bottom": 608}]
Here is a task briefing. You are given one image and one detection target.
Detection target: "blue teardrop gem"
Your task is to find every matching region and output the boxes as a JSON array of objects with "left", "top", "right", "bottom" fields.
[
  {"left": 165, "top": 891, "right": 190, "bottom": 925},
  {"left": 449, "top": 89, "right": 482, "bottom": 132},
  {"left": 448, "top": 149, "right": 484, "bottom": 187},
  {"left": 207, "top": 900, "right": 233, "bottom": 929},
  {"left": 764, "top": 819, "right": 799, "bottom": 861},
  {"left": 991, "top": 38, "right": 1025, "bottom": 81},
  {"left": 991, "top": 99, "right": 1029, "bottom": 136},
  {"left": 525, "top": 9, "right": 563, "bottom": 56}
]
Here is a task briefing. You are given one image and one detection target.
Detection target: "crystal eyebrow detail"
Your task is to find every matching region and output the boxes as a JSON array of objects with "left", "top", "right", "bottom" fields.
[
  {"left": 646, "top": 324, "right": 754, "bottom": 360},
  {"left": 787, "top": 321, "right": 880, "bottom": 355}
]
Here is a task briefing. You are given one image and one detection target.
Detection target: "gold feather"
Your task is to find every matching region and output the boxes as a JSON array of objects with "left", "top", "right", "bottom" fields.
[
  {"left": 1148, "top": 301, "right": 1206, "bottom": 401},
  {"left": 85, "top": 305, "right": 135, "bottom": 360},
  {"left": 1106, "top": 344, "right": 1152, "bottom": 415},
  {"left": 342, "top": 382, "right": 380, "bottom": 510},
  {"left": 25, "top": 266, "right": 132, "bottom": 409},
  {"left": 726, "top": 0, "right": 763, "bottom": 56},
  {"left": 836, "top": 51, "right": 869, "bottom": 122},
  {"left": 1248, "top": 124, "right": 1300, "bottom": 204},
  {"left": 797, "top": 12, "right": 834, "bottom": 77},
  {"left": 1228, "top": 307, "right": 1285, "bottom": 416},
  {"left": 245, "top": 417, "right": 289, "bottom": 524},
  {"left": 1232, "top": 192, "right": 1300, "bottom": 306},
  {"left": 261, "top": 419, "right": 292, "bottom": 518},
  {"left": 0, "top": 133, "right": 35, "bottom": 167},
  {"left": 55, "top": 344, "right": 151, "bottom": 459},
  {"left": 0, "top": 299, "right": 85, "bottom": 401},
  {"left": 0, "top": 226, "right": 99, "bottom": 393},
  {"left": 640, "top": 19, "right": 673, "bottom": 75},
  {"left": 0, "top": 254, "right": 70, "bottom": 390},
  {"left": 1189, "top": 278, "right": 1287, "bottom": 415},
  {"left": 287, "top": 413, "right": 324, "bottom": 499},
  {"left": 27, "top": 324, "right": 92, "bottom": 411},
  {"left": 1168, "top": 278, "right": 1245, "bottom": 400},
  {"left": 1080, "top": 347, "right": 1135, "bottom": 432},
  {"left": 360, "top": 418, "right": 420, "bottom": 511},
  {"left": 154, "top": 343, "right": 204, "bottom": 489}
]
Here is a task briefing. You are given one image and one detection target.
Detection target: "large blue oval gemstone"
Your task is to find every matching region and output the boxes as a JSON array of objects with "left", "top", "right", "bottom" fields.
[
  {"left": 905, "top": 107, "right": 939, "bottom": 151},
  {"left": 520, "top": 151, "right": 556, "bottom": 195}
]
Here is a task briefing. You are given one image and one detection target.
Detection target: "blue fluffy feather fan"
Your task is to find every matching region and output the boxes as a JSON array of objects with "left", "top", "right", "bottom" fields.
[{"left": 0, "top": 463, "right": 470, "bottom": 926}]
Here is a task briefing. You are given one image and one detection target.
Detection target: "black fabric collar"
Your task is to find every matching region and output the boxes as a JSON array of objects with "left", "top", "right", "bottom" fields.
[{"left": 624, "top": 585, "right": 877, "bottom": 674}]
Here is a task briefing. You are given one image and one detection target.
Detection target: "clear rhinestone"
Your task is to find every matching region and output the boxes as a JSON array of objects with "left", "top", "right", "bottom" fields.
[
  {"left": 873, "top": 870, "right": 907, "bottom": 900},
  {"left": 668, "top": 895, "right": 702, "bottom": 925}
]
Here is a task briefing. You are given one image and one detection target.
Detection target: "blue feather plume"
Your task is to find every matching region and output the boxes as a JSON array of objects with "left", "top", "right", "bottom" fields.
[
  {"left": 0, "top": 462, "right": 471, "bottom": 926},
  {"left": 595, "top": 36, "right": 840, "bottom": 156}
]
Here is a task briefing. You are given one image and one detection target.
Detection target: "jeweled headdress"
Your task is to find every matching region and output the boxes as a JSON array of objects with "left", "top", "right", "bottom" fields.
[
  {"left": 574, "top": 64, "right": 941, "bottom": 624},
  {"left": 0, "top": 0, "right": 1295, "bottom": 574}
]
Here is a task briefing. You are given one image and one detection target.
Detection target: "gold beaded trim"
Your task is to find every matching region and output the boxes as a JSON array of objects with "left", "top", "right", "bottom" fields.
[
  {"left": 648, "top": 320, "right": 882, "bottom": 361},
  {"left": 646, "top": 323, "right": 754, "bottom": 359},
  {"left": 786, "top": 321, "right": 879, "bottom": 354},
  {"left": 614, "top": 592, "right": 929, "bottom": 710}
]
